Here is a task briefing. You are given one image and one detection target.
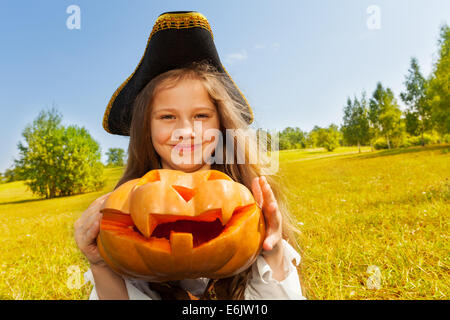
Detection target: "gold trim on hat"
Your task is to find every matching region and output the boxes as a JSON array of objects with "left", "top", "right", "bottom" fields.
[
  {"left": 151, "top": 12, "right": 213, "bottom": 40},
  {"left": 103, "top": 12, "right": 252, "bottom": 134}
]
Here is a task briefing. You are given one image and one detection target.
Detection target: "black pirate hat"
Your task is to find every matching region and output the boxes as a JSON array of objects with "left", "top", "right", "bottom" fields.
[{"left": 103, "top": 11, "right": 254, "bottom": 136}]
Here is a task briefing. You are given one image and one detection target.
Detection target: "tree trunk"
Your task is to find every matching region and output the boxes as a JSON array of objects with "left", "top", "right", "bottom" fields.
[
  {"left": 386, "top": 135, "right": 391, "bottom": 149},
  {"left": 421, "top": 122, "right": 425, "bottom": 147},
  {"left": 358, "top": 141, "right": 361, "bottom": 153}
]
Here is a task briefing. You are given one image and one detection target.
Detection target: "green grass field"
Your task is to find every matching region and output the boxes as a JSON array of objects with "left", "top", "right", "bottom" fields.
[{"left": 0, "top": 145, "right": 448, "bottom": 299}]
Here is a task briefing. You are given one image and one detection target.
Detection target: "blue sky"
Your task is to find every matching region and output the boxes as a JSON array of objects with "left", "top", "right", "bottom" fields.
[{"left": 0, "top": 0, "right": 449, "bottom": 172}]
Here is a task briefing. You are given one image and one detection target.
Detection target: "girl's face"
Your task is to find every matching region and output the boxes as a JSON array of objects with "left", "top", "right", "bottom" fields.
[{"left": 150, "top": 78, "right": 220, "bottom": 172}]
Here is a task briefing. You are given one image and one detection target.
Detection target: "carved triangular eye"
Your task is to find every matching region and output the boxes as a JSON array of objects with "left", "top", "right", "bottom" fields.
[
  {"left": 207, "top": 171, "right": 231, "bottom": 181},
  {"left": 137, "top": 170, "right": 160, "bottom": 186},
  {"left": 172, "top": 185, "right": 195, "bottom": 202}
]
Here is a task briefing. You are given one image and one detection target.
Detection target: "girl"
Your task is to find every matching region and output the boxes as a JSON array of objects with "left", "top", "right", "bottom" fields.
[{"left": 74, "top": 62, "right": 305, "bottom": 300}]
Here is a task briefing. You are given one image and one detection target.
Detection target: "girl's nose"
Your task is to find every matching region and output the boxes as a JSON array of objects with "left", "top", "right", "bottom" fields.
[
  {"left": 173, "top": 119, "right": 202, "bottom": 142},
  {"left": 175, "top": 128, "right": 196, "bottom": 141}
]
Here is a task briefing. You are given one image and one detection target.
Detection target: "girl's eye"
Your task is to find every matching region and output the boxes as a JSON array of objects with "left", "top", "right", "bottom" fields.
[
  {"left": 195, "top": 114, "right": 209, "bottom": 119},
  {"left": 160, "top": 115, "right": 175, "bottom": 120}
]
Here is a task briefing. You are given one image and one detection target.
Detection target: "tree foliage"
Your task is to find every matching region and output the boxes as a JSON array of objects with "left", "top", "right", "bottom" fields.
[
  {"left": 278, "top": 127, "right": 306, "bottom": 150},
  {"left": 308, "top": 124, "right": 341, "bottom": 152},
  {"left": 369, "top": 83, "right": 403, "bottom": 149},
  {"left": 400, "top": 57, "right": 432, "bottom": 145},
  {"left": 106, "top": 148, "right": 126, "bottom": 167},
  {"left": 1, "top": 167, "right": 22, "bottom": 183},
  {"left": 342, "top": 93, "right": 370, "bottom": 152},
  {"left": 427, "top": 24, "right": 450, "bottom": 135},
  {"left": 14, "top": 108, "right": 105, "bottom": 199}
]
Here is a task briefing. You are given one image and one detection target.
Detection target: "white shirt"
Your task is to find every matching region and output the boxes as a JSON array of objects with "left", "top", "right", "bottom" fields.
[{"left": 84, "top": 239, "right": 306, "bottom": 300}]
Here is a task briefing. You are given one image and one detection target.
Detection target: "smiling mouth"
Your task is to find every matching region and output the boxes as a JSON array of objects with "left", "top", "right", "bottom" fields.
[{"left": 172, "top": 144, "right": 202, "bottom": 152}]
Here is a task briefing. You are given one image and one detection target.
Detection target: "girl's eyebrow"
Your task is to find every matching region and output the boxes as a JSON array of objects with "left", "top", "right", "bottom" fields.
[
  {"left": 152, "top": 106, "right": 216, "bottom": 113},
  {"left": 152, "top": 107, "right": 178, "bottom": 113}
]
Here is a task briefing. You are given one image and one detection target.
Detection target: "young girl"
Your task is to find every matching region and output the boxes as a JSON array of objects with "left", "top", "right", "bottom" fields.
[
  {"left": 74, "top": 62, "right": 305, "bottom": 300},
  {"left": 74, "top": 11, "right": 306, "bottom": 300}
]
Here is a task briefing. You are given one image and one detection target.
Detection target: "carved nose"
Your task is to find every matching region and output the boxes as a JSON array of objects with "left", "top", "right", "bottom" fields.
[{"left": 172, "top": 185, "right": 195, "bottom": 202}]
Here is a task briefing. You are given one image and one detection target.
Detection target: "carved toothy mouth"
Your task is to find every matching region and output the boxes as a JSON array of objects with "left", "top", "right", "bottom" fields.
[
  {"left": 151, "top": 218, "right": 224, "bottom": 247},
  {"left": 146, "top": 208, "right": 224, "bottom": 247},
  {"left": 100, "top": 204, "right": 256, "bottom": 249}
]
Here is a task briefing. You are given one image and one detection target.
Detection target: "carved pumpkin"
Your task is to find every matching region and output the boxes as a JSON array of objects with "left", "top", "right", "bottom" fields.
[{"left": 97, "top": 169, "right": 265, "bottom": 282}]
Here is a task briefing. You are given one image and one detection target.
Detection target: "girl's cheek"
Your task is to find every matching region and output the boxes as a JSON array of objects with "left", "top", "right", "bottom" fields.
[{"left": 151, "top": 123, "right": 171, "bottom": 144}]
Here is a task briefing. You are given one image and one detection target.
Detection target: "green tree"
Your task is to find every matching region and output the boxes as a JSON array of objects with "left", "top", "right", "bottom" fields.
[
  {"left": 278, "top": 135, "right": 292, "bottom": 150},
  {"left": 106, "top": 148, "right": 126, "bottom": 167},
  {"left": 370, "top": 83, "right": 403, "bottom": 149},
  {"left": 14, "top": 108, "right": 105, "bottom": 199},
  {"left": 256, "top": 128, "right": 273, "bottom": 152},
  {"left": 368, "top": 83, "right": 385, "bottom": 150},
  {"left": 404, "top": 109, "right": 421, "bottom": 136},
  {"left": 1, "top": 167, "right": 22, "bottom": 183},
  {"left": 278, "top": 127, "right": 306, "bottom": 150},
  {"left": 427, "top": 24, "right": 450, "bottom": 136},
  {"left": 342, "top": 93, "right": 370, "bottom": 153},
  {"left": 400, "top": 57, "right": 431, "bottom": 146},
  {"left": 305, "top": 125, "right": 321, "bottom": 148},
  {"left": 315, "top": 124, "right": 341, "bottom": 152}
]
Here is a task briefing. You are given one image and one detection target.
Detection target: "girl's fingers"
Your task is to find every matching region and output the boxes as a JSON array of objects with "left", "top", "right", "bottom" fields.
[
  {"left": 86, "top": 219, "right": 100, "bottom": 240},
  {"left": 259, "top": 176, "right": 277, "bottom": 210},
  {"left": 85, "top": 211, "right": 102, "bottom": 232},
  {"left": 258, "top": 182, "right": 282, "bottom": 251},
  {"left": 77, "top": 193, "right": 110, "bottom": 227},
  {"left": 266, "top": 201, "right": 278, "bottom": 215},
  {"left": 252, "top": 176, "right": 283, "bottom": 252},
  {"left": 75, "top": 211, "right": 102, "bottom": 247},
  {"left": 82, "top": 193, "right": 111, "bottom": 217},
  {"left": 79, "top": 214, "right": 101, "bottom": 248},
  {"left": 263, "top": 232, "right": 282, "bottom": 251},
  {"left": 261, "top": 194, "right": 280, "bottom": 229},
  {"left": 79, "top": 210, "right": 100, "bottom": 233},
  {"left": 264, "top": 205, "right": 281, "bottom": 236},
  {"left": 74, "top": 193, "right": 111, "bottom": 265},
  {"left": 251, "top": 177, "right": 263, "bottom": 208}
]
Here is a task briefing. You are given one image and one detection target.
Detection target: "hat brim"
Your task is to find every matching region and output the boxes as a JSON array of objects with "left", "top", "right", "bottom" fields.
[{"left": 103, "top": 12, "right": 253, "bottom": 136}]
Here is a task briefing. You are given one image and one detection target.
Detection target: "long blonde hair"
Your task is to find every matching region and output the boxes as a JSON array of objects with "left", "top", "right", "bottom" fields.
[{"left": 115, "top": 61, "right": 301, "bottom": 295}]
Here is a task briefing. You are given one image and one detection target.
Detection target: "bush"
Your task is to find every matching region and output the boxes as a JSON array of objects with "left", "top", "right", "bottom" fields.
[
  {"left": 443, "top": 134, "right": 450, "bottom": 143},
  {"left": 403, "top": 133, "right": 441, "bottom": 147},
  {"left": 315, "top": 124, "right": 341, "bottom": 152},
  {"left": 374, "top": 138, "right": 389, "bottom": 150}
]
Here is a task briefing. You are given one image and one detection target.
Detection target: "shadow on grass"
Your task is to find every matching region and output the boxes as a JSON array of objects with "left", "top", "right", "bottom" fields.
[
  {"left": 365, "top": 188, "right": 449, "bottom": 209},
  {"left": 281, "top": 149, "right": 326, "bottom": 156},
  {"left": 0, "top": 189, "right": 108, "bottom": 206},
  {"left": 347, "top": 144, "right": 450, "bottom": 161},
  {"left": 0, "top": 198, "right": 46, "bottom": 206}
]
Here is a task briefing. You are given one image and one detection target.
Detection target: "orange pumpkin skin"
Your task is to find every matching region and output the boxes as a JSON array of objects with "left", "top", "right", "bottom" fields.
[{"left": 97, "top": 169, "right": 265, "bottom": 282}]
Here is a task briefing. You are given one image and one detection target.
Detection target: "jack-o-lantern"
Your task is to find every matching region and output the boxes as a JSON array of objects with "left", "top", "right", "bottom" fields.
[{"left": 97, "top": 169, "right": 265, "bottom": 282}]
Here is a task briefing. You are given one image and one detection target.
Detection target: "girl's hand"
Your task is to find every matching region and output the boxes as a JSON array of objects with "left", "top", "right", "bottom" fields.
[
  {"left": 74, "top": 192, "right": 112, "bottom": 267},
  {"left": 251, "top": 176, "right": 283, "bottom": 253}
]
